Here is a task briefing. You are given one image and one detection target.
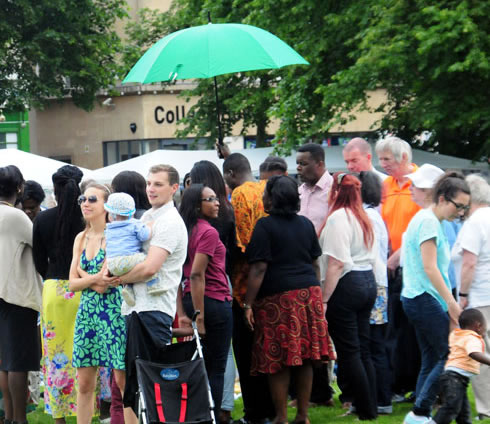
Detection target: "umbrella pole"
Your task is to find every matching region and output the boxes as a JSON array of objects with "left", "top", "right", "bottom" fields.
[{"left": 213, "top": 76, "right": 224, "bottom": 147}]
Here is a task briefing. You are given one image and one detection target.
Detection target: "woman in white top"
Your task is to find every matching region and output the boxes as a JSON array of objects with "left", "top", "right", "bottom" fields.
[
  {"left": 0, "top": 165, "right": 43, "bottom": 424},
  {"left": 320, "top": 172, "right": 377, "bottom": 420},
  {"left": 452, "top": 174, "right": 490, "bottom": 419}
]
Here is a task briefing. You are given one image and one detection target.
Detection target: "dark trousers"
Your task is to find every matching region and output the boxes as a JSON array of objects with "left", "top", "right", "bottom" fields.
[
  {"left": 387, "top": 268, "right": 420, "bottom": 395},
  {"left": 370, "top": 323, "right": 392, "bottom": 407},
  {"left": 232, "top": 299, "right": 275, "bottom": 421},
  {"left": 326, "top": 270, "right": 377, "bottom": 420},
  {"left": 433, "top": 371, "right": 471, "bottom": 424},
  {"left": 183, "top": 294, "right": 232, "bottom": 413}
]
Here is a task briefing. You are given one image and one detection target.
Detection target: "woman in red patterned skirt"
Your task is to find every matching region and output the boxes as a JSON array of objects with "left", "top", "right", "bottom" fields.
[{"left": 243, "top": 176, "right": 333, "bottom": 424}]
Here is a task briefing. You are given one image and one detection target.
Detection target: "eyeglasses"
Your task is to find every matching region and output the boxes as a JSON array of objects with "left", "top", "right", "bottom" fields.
[
  {"left": 78, "top": 195, "right": 98, "bottom": 205},
  {"left": 201, "top": 196, "right": 219, "bottom": 203},
  {"left": 447, "top": 199, "right": 470, "bottom": 212}
]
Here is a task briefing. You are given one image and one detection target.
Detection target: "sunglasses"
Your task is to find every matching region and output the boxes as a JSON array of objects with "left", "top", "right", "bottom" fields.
[
  {"left": 78, "top": 195, "right": 98, "bottom": 205},
  {"left": 201, "top": 196, "right": 219, "bottom": 203},
  {"left": 447, "top": 199, "right": 470, "bottom": 212}
]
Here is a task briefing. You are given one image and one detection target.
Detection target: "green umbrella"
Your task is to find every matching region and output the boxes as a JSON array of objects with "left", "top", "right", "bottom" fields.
[
  {"left": 123, "top": 22, "right": 309, "bottom": 147},
  {"left": 123, "top": 23, "right": 308, "bottom": 83}
]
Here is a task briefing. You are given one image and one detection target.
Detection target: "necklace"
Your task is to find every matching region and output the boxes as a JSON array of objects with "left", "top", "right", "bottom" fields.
[{"left": 0, "top": 200, "right": 14, "bottom": 207}]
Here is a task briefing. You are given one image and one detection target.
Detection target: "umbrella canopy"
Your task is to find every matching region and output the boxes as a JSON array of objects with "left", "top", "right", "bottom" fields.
[{"left": 123, "top": 23, "right": 308, "bottom": 84}]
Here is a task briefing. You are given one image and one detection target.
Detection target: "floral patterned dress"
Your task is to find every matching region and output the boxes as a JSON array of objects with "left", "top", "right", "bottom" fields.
[
  {"left": 41, "top": 279, "right": 81, "bottom": 417},
  {"left": 72, "top": 248, "right": 126, "bottom": 369},
  {"left": 41, "top": 278, "right": 113, "bottom": 418}
]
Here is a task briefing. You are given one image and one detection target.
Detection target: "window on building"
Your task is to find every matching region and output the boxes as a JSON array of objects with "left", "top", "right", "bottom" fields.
[
  {"left": 103, "top": 138, "right": 209, "bottom": 166},
  {"left": 0, "top": 132, "right": 18, "bottom": 149}
]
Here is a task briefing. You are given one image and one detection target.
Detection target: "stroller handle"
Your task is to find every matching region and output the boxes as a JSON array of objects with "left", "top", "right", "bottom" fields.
[{"left": 192, "top": 310, "right": 201, "bottom": 322}]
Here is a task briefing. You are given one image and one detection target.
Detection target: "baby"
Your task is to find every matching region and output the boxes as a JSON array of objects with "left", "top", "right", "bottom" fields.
[{"left": 104, "top": 192, "right": 163, "bottom": 306}]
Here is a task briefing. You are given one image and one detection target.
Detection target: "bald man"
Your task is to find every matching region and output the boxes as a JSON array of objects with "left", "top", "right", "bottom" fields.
[{"left": 343, "top": 138, "right": 387, "bottom": 181}]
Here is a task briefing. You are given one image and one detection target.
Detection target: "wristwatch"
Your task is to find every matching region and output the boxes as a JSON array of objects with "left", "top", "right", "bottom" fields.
[{"left": 242, "top": 303, "right": 252, "bottom": 310}]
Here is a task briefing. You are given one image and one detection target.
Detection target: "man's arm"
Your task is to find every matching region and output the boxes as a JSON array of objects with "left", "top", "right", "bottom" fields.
[
  {"left": 117, "top": 245, "right": 169, "bottom": 284},
  {"left": 459, "top": 249, "right": 477, "bottom": 309}
]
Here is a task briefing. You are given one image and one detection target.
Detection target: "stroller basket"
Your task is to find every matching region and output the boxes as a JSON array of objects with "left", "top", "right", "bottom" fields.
[{"left": 135, "top": 342, "right": 213, "bottom": 424}]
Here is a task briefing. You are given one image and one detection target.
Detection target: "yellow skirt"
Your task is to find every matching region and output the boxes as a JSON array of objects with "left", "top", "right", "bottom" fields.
[{"left": 41, "top": 279, "right": 81, "bottom": 418}]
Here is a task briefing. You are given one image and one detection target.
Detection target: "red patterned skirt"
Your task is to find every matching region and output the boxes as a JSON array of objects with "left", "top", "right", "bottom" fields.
[{"left": 250, "top": 285, "right": 335, "bottom": 375}]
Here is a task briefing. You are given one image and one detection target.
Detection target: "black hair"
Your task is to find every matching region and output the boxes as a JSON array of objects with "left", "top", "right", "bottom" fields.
[
  {"left": 190, "top": 160, "right": 234, "bottom": 221},
  {"left": 183, "top": 172, "right": 191, "bottom": 187},
  {"left": 179, "top": 184, "right": 205, "bottom": 238},
  {"left": 51, "top": 165, "right": 85, "bottom": 273},
  {"left": 459, "top": 308, "right": 486, "bottom": 329},
  {"left": 297, "top": 143, "right": 325, "bottom": 163},
  {"left": 260, "top": 156, "right": 288, "bottom": 174},
  {"left": 111, "top": 171, "right": 151, "bottom": 211},
  {"left": 22, "top": 180, "right": 46, "bottom": 204},
  {"left": 223, "top": 153, "right": 252, "bottom": 175},
  {"left": 265, "top": 175, "right": 300, "bottom": 216},
  {"left": 433, "top": 171, "right": 470, "bottom": 204},
  {"left": 358, "top": 171, "right": 382, "bottom": 207},
  {"left": 0, "top": 165, "right": 24, "bottom": 198}
]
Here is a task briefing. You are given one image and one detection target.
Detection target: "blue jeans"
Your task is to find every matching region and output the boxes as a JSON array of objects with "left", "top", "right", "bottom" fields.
[
  {"left": 402, "top": 293, "right": 449, "bottom": 417},
  {"left": 183, "top": 294, "right": 233, "bottom": 413}
]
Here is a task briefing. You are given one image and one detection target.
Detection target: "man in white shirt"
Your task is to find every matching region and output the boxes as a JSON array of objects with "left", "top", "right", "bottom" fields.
[
  {"left": 343, "top": 137, "right": 387, "bottom": 181},
  {"left": 114, "top": 164, "right": 188, "bottom": 418}
]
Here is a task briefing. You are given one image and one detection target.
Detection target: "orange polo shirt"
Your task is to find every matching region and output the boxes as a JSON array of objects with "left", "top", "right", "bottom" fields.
[{"left": 381, "top": 165, "right": 421, "bottom": 253}]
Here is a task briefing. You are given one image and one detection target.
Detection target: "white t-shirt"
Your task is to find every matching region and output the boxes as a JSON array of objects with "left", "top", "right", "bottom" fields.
[
  {"left": 364, "top": 205, "right": 388, "bottom": 287},
  {"left": 121, "top": 201, "right": 188, "bottom": 318},
  {"left": 319, "top": 208, "right": 377, "bottom": 281},
  {"left": 451, "top": 207, "right": 490, "bottom": 308}
]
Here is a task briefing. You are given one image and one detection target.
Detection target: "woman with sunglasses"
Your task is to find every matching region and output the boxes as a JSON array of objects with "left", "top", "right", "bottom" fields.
[
  {"left": 69, "top": 183, "right": 127, "bottom": 424},
  {"left": 401, "top": 172, "right": 470, "bottom": 424},
  {"left": 177, "top": 184, "right": 233, "bottom": 416},
  {"left": 320, "top": 172, "right": 378, "bottom": 420},
  {"left": 33, "top": 165, "right": 85, "bottom": 423}
]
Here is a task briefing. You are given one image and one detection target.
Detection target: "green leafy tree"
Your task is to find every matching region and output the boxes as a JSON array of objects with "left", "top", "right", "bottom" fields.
[
  {"left": 121, "top": 1, "right": 295, "bottom": 147},
  {"left": 321, "top": 0, "right": 490, "bottom": 159},
  {"left": 0, "top": 0, "right": 128, "bottom": 111},
  {"left": 122, "top": 0, "right": 489, "bottom": 159}
]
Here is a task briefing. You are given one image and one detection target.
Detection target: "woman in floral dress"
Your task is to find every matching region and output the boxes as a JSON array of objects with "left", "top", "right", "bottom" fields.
[
  {"left": 33, "top": 165, "right": 85, "bottom": 423},
  {"left": 69, "top": 183, "right": 126, "bottom": 424}
]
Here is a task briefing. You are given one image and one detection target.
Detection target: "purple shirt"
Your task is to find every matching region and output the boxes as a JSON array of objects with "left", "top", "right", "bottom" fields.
[
  {"left": 183, "top": 219, "right": 231, "bottom": 302},
  {"left": 298, "top": 170, "right": 333, "bottom": 233}
]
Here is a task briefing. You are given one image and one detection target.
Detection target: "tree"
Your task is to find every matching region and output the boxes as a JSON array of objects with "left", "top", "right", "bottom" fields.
[
  {"left": 122, "top": 0, "right": 489, "bottom": 159},
  {"left": 0, "top": 0, "right": 128, "bottom": 111},
  {"left": 321, "top": 0, "right": 490, "bottom": 159},
  {"left": 121, "top": 1, "right": 294, "bottom": 147}
]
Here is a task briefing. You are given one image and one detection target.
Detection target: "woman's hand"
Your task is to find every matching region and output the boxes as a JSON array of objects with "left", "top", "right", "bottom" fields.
[
  {"left": 448, "top": 300, "right": 463, "bottom": 329},
  {"left": 196, "top": 316, "right": 206, "bottom": 337},
  {"left": 244, "top": 308, "right": 254, "bottom": 331}
]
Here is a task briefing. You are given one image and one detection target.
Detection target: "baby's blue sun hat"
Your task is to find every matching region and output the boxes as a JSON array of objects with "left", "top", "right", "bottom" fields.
[{"left": 104, "top": 192, "right": 136, "bottom": 217}]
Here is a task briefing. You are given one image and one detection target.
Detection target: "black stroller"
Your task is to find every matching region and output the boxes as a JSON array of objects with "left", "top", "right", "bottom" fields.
[{"left": 133, "top": 311, "right": 215, "bottom": 424}]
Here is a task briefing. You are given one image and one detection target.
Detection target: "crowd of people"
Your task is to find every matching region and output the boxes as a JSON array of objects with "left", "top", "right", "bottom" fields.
[{"left": 0, "top": 135, "right": 490, "bottom": 424}]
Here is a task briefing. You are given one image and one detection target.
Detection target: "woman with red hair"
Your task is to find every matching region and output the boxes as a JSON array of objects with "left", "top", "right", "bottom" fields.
[{"left": 319, "top": 172, "right": 378, "bottom": 420}]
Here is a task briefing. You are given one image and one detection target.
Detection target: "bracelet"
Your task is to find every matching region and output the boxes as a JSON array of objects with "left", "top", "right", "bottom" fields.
[
  {"left": 242, "top": 303, "right": 252, "bottom": 310},
  {"left": 459, "top": 292, "right": 468, "bottom": 297}
]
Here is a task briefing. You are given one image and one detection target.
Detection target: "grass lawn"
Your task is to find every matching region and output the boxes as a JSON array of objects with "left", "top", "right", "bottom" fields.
[{"left": 25, "top": 385, "right": 490, "bottom": 423}]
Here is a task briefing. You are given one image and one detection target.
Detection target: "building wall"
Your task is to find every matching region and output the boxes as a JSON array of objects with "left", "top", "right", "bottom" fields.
[{"left": 0, "top": 110, "right": 30, "bottom": 151}]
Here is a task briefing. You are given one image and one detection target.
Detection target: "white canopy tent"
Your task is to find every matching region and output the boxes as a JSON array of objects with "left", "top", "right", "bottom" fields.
[
  {"left": 90, "top": 146, "right": 488, "bottom": 183},
  {"left": 0, "top": 149, "right": 94, "bottom": 188}
]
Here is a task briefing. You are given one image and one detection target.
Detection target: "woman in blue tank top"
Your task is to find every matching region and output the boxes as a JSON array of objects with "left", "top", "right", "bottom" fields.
[{"left": 69, "top": 183, "right": 127, "bottom": 424}]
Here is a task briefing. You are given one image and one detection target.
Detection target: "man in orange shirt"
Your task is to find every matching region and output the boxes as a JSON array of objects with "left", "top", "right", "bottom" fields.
[
  {"left": 222, "top": 153, "right": 274, "bottom": 424},
  {"left": 375, "top": 136, "right": 421, "bottom": 402}
]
